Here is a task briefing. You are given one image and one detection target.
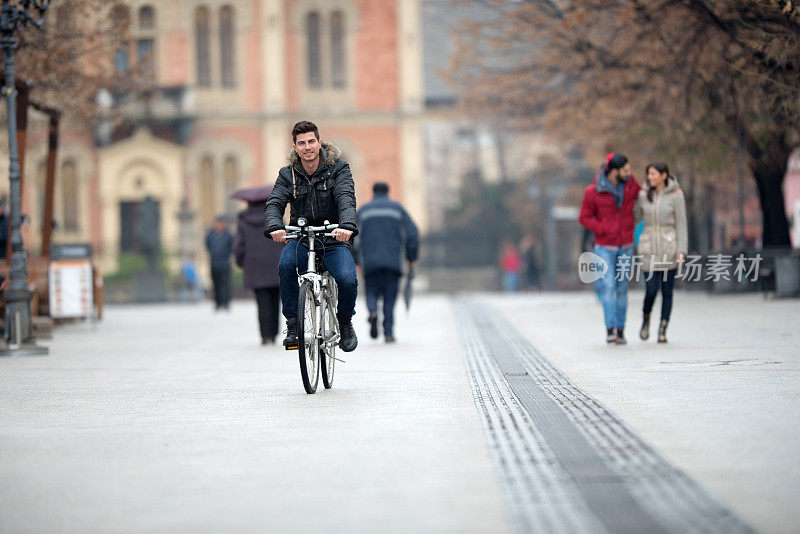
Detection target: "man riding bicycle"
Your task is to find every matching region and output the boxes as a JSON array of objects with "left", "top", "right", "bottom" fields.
[{"left": 265, "top": 121, "right": 359, "bottom": 352}]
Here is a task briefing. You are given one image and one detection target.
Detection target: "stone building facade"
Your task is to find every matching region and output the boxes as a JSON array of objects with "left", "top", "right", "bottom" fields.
[{"left": 7, "top": 0, "right": 426, "bottom": 275}]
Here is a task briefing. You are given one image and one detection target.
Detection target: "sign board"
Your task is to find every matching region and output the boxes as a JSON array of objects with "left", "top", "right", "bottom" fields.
[
  {"left": 50, "top": 243, "right": 92, "bottom": 261},
  {"left": 49, "top": 259, "right": 94, "bottom": 319},
  {"left": 551, "top": 205, "right": 580, "bottom": 221}
]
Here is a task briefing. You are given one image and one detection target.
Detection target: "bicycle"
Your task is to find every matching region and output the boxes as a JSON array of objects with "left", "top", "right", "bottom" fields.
[{"left": 284, "top": 218, "right": 341, "bottom": 394}]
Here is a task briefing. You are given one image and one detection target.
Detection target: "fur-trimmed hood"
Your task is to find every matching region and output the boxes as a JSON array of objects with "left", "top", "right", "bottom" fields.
[
  {"left": 287, "top": 140, "right": 342, "bottom": 168},
  {"left": 266, "top": 138, "right": 357, "bottom": 242}
]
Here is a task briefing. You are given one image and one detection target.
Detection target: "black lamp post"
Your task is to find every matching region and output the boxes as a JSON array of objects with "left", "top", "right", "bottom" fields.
[{"left": 0, "top": 0, "right": 49, "bottom": 355}]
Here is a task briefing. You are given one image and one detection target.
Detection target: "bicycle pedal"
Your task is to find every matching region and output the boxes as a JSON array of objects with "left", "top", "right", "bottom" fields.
[{"left": 285, "top": 345, "right": 298, "bottom": 351}]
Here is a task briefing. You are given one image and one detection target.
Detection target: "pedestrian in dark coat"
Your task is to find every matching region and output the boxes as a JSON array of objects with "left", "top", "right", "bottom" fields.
[
  {"left": 519, "top": 234, "right": 540, "bottom": 290},
  {"left": 205, "top": 216, "right": 234, "bottom": 310},
  {"left": 234, "top": 202, "right": 284, "bottom": 344},
  {"left": 356, "top": 182, "right": 418, "bottom": 342}
]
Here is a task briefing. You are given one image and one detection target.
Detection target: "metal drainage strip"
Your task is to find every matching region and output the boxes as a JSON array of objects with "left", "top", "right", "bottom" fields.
[{"left": 453, "top": 297, "right": 753, "bottom": 534}]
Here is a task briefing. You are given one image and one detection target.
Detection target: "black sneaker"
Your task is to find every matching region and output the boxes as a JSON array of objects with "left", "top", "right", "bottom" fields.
[
  {"left": 616, "top": 329, "right": 627, "bottom": 345},
  {"left": 606, "top": 328, "right": 617, "bottom": 344},
  {"left": 283, "top": 318, "right": 298, "bottom": 350},
  {"left": 368, "top": 313, "right": 378, "bottom": 339},
  {"left": 338, "top": 314, "right": 358, "bottom": 352}
]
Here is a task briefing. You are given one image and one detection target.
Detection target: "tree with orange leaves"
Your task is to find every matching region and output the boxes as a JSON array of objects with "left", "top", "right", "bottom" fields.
[
  {"left": 451, "top": 0, "right": 800, "bottom": 247},
  {"left": 11, "top": 0, "right": 134, "bottom": 123}
]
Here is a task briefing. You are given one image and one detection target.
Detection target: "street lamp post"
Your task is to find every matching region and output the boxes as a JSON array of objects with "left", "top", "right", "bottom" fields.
[{"left": 0, "top": 0, "right": 49, "bottom": 355}]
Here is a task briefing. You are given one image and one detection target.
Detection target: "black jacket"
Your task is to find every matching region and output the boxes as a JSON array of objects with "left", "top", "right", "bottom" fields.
[
  {"left": 205, "top": 228, "right": 233, "bottom": 270},
  {"left": 264, "top": 141, "right": 358, "bottom": 248},
  {"left": 234, "top": 205, "right": 284, "bottom": 289},
  {"left": 356, "top": 193, "right": 419, "bottom": 275}
]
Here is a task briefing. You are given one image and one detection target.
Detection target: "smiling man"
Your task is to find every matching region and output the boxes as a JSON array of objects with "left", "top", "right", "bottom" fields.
[
  {"left": 578, "top": 153, "right": 642, "bottom": 345},
  {"left": 265, "top": 121, "right": 359, "bottom": 352}
]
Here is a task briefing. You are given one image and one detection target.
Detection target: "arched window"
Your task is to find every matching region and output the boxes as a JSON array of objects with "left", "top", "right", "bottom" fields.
[
  {"left": 301, "top": 8, "right": 350, "bottom": 91},
  {"left": 61, "top": 160, "right": 79, "bottom": 232},
  {"left": 195, "top": 7, "right": 211, "bottom": 87},
  {"left": 111, "top": 4, "right": 130, "bottom": 30},
  {"left": 199, "top": 155, "right": 216, "bottom": 226},
  {"left": 115, "top": 48, "right": 130, "bottom": 73},
  {"left": 223, "top": 155, "right": 239, "bottom": 218},
  {"left": 138, "top": 5, "right": 155, "bottom": 29},
  {"left": 137, "top": 38, "right": 155, "bottom": 77},
  {"left": 220, "top": 6, "right": 236, "bottom": 87},
  {"left": 112, "top": 6, "right": 131, "bottom": 72},
  {"left": 133, "top": 5, "right": 156, "bottom": 79},
  {"left": 330, "top": 11, "right": 346, "bottom": 88},
  {"left": 305, "top": 12, "right": 322, "bottom": 89}
]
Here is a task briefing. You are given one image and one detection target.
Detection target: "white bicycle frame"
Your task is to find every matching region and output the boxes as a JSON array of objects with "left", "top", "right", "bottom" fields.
[{"left": 285, "top": 220, "right": 341, "bottom": 351}]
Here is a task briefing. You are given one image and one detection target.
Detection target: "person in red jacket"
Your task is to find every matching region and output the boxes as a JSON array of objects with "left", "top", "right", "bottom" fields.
[
  {"left": 579, "top": 153, "right": 642, "bottom": 345},
  {"left": 500, "top": 242, "right": 521, "bottom": 292}
]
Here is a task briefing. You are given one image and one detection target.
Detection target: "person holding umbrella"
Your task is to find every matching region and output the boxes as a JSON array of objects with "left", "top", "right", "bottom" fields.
[
  {"left": 232, "top": 185, "right": 285, "bottom": 345},
  {"left": 356, "top": 182, "right": 418, "bottom": 343}
]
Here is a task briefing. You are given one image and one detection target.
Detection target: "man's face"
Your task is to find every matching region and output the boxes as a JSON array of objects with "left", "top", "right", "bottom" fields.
[
  {"left": 214, "top": 220, "right": 225, "bottom": 232},
  {"left": 617, "top": 163, "right": 632, "bottom": 182},
  {"left": 293, "top": 132, "right": 320, "bottom": 163}
]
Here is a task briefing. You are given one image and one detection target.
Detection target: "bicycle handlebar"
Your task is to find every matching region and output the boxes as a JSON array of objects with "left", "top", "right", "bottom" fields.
[
  {"left": 283, "top": 222, "right": 340, "bottom": 241},
  {"left": 284, "top": 222, "right": 339, "bottom": 233}
]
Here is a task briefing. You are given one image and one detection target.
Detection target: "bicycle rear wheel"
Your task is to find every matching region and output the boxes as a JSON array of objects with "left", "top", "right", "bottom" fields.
[
  {"left": 320, "top": 291, "right": 337, "bottom": 389},
  {"left": 298, "top": 280, "right": 320, "bottom": 394}
]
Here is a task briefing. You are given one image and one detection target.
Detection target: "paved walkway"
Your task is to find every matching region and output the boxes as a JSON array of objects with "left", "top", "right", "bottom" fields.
[
  {"left": 0, "top": 291, "right": 797, "bottom": 533},
  {"left": 0, "top": 297, "right": 510, "bottom": 534},
  {"left": 482, "top": 291, "right": 799, "bottom": 534}
]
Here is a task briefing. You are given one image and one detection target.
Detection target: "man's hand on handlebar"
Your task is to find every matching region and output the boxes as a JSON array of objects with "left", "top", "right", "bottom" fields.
[
  {"left": 331, "top": 228, "right": 352, "bottom": 242},
  {"left": 272, "top": 227, "right": 349, "bottom": 242}
]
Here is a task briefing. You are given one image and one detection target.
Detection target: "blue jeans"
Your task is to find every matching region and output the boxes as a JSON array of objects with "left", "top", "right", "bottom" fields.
[
  {"left": 279, "top": 241, "right": 358, "bottom": 320},
  {"left": 503, "top": 272, "right": 519, "bottom": 292},
  {"left": 593, "top": 245, "right": 633, "bottom": 330},
  {"left": 365, "top": 269, "right": 401, "bottom": 337}
]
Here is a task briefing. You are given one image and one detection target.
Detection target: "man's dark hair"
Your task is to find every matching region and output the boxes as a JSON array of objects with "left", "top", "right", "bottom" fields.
[
  {"left": 373, "top": 182, "right": 389, "bottom": 195},
  {"left": 607, "top": 153, "right": 628, "bottom": 172},
  {"left": 291, "top": 121, "right": 319, "bottom": 142}
]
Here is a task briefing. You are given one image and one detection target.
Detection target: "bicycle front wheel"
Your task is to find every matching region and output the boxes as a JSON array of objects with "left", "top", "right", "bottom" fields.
[
  {"left": 320, "top": 291, "right": 337, "bottom": 389},
  {"left": 298, "top": 280, "right": 320, "bottom": 394}
]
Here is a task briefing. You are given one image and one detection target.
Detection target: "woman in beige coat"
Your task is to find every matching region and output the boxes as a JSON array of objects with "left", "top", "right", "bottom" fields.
[{"left": 634, "top": 162, "right": 688, "bottom": 343}]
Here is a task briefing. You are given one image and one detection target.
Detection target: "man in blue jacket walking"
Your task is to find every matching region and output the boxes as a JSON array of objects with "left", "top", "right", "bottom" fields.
[
  {"left": 356, "top": 183, "right": 419, "bottom": 343},
  {"left": 205, "top": 215, "right": 234, "bottom": 310}
]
